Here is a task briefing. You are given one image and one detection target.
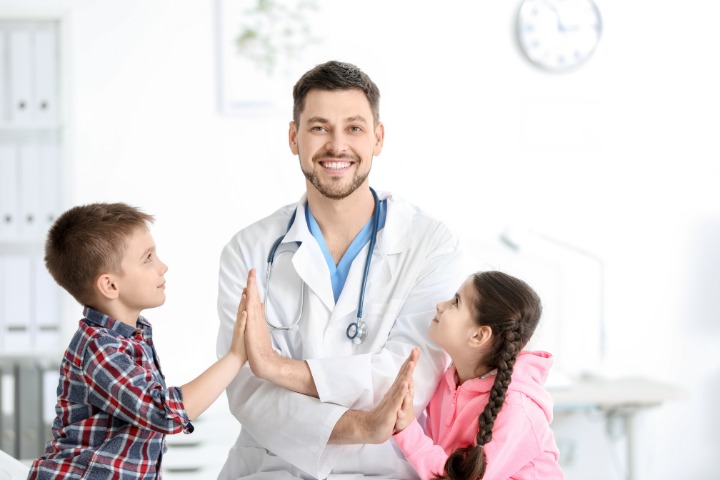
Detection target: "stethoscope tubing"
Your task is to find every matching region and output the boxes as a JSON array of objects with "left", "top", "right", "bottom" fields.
[{"left": 264, "top": 188, "right": 380, "bottom": 344}]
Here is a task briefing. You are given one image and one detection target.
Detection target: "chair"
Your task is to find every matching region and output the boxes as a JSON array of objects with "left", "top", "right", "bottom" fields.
[{"left": 0, "top": 449, "right": 29, "bottom": 480}]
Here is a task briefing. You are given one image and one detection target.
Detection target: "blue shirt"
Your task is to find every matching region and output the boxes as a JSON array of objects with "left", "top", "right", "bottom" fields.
[{"left": 306, "top": 199, "right": 387, "bottom": 302}]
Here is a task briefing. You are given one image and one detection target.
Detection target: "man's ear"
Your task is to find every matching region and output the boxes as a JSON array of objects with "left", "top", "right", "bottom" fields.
[
  {"left": 96, "top": 273, "right": 119, "bottom": 300},
  {"left": 468, "top": 325, "right": 493, "bottom": 349},
  {"left": 373, "top": 122, "right": 385, "bottom": 156},
  {"left": 289, "top": 121, "right": 299, "bottom": 155}
]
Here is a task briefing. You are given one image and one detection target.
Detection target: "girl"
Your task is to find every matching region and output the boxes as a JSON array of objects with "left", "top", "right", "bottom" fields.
[
  {"left": 240, "top": 268, "right": 564, "bottom": 478},
  {"left": 373, "top": 270, "right": 565, "bottom": 479}
]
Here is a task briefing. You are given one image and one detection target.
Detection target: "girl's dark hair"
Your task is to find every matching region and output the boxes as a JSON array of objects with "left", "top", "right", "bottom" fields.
[
  {"left": 435, "top": 271, "right": 542, "bottom": 480},
  {"left": 292, "top": 60, "right": 380, "bottom": 126}
]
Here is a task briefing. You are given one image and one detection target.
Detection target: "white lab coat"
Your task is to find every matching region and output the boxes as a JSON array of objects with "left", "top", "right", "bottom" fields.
[{"left": 216, "top": 190, "right": 465, "bottom": 479}]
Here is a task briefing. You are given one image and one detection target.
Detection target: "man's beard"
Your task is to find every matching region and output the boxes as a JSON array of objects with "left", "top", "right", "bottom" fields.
[{"left": 300, "top": 155, "right": 370, "bottom": 200}]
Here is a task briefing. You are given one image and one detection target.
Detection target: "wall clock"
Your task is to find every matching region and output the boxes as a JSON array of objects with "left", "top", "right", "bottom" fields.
[{"left": 517, "top": 0, "right": 602, "bottom": 72}]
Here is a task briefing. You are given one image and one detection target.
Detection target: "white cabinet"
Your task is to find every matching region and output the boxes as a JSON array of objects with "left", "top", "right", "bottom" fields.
[
  {"left": 0, "top": 20, "right": 63, "bottom": 353},
  {"left": 0, "top": 18, "right": 65, "bottom": 461}
]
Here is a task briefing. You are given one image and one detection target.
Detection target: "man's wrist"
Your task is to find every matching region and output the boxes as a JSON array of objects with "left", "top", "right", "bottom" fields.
[{"left": 328, "top": 409, "right": 367, "bottom": 444}]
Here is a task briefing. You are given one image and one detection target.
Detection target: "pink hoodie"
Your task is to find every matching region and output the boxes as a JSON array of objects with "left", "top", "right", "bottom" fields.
[{"left": 393, "top": 351, "right": 564, "bottom": 479}]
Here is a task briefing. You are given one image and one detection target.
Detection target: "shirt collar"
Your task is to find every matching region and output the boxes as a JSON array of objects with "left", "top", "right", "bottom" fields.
[{"left": 82, "top": 306, "right": 152, "bottom": 339}]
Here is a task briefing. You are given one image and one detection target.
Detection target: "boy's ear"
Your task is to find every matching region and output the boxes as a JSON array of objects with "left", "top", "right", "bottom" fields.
[
  {"left": 95, "top": 273, "right": 120, "bottom": 300},
  {"left": 468, "top": 325, "right": 493, "bottom": 349}
]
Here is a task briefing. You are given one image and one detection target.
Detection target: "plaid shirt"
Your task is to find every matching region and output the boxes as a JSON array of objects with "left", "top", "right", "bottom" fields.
[{"left": 28, "top": 307, "right": 193, "bottom": 479}]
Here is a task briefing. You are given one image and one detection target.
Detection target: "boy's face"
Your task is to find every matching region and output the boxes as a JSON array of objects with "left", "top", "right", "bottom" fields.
[{"left": 115, "top": 226, "right": 168, "bottom": 313}]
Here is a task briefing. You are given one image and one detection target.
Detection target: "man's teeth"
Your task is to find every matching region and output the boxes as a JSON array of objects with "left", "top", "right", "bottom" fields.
[{"left": 323, "top": 161, "right": 350, "bottom": 170}]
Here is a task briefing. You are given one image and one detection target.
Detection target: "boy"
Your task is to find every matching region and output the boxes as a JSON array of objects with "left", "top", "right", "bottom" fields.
[{"left": 28, "top": 202, "right": 247, "bottom": 479}]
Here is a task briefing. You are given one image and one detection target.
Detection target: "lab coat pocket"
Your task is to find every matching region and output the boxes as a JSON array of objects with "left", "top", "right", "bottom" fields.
[{"left": 353, "top": 299, "right": 404, "bottom": 352}]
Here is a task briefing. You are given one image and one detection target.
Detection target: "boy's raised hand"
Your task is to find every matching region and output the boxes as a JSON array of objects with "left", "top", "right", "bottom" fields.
[
  {"left": 229, "top": 289, "right": 248, "bottom": 364},
  {"left": 243, "top": 268, "right": 280, "bottom": 380}
]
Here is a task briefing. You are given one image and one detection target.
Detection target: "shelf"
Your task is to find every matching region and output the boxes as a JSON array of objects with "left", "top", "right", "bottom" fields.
[{"left": 0, "top": 122, "right": 63, "bottom": 131}]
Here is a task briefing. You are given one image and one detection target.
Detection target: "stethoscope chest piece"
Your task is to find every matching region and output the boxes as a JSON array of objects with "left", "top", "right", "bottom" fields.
[{"left": 346, "top": 320, "right": 368, "bottom": 345}]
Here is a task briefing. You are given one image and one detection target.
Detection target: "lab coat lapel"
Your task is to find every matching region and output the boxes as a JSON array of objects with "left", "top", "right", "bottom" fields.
[{"left": 282, "top": 200, "right": 335, "bottom": 313}]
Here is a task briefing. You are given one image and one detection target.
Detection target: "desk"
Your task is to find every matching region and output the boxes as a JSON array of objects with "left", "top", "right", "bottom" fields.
[{"left": 549, "top": 377, "right": 686, "bottom": 480}]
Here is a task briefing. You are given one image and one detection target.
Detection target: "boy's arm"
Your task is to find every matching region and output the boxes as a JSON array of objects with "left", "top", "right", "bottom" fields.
[
  {"left": 181, "top": 296, "right": 247, "bottom": 420},
  {"left": 82, "top": 303, "right": 245, "bottom": 432},
  {"left": 83, "top": 336, "right": 191, "bottom": 434}
]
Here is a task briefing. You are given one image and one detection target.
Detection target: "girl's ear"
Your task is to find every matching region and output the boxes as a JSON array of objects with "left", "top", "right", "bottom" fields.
[
  {"left": 96, "top": 273, "right": 119, "bottom": 300},
  {"left": 468, "top": 325, "right": 493, "bottom": 349}
]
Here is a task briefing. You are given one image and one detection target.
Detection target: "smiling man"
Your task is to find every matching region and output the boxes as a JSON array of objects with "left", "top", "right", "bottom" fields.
[{"left": 216, "top": 60, "right": 466, "bottom": 479}]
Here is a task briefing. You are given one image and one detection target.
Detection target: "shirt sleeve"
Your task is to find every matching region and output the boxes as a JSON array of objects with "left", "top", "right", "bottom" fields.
[
  {"left": 392, "top": 420, "right": 448, "bottom": 480},
  {"left": 83, "top": 334, "right": 192, "bottom": 434}
]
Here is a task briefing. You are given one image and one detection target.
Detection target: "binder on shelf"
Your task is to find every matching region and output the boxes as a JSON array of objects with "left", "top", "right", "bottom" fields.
[
  {"left": 0, "top": 31, "right": 7, "bottom": 122},
  {"left": 18, "top": 142, "right": 44, "bottom": 237},
  {"left": 0, "top": 361, "right": 17, "bottom": 457},
  {"left": 0, "top": 144, "right": 19, "bottom": 237},
  {"left": 17, "top": 361, "right": 44, "bottom": 459},
  {"left": 42, "top": 365, "right": 59, "bottom": 427},
  {"left": 32, "top": 254, "right": 62, "bottom": 350},
  {"left": 0, "top": 255, "right": 33, "bottom": 350},
  {"left": 32, "top": 24, "right": 59, "bottom": 124},
  {"left": 8, "top": 27, "right": 33, "bottom": 124},
  {"left": 38, "top": 137, "right": 62, "bottom": 232}
]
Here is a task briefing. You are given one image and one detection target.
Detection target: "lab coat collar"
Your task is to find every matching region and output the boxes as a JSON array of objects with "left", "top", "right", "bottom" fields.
[
  {"left": 278, "top": 190, "right": 414, "bottom": 315},
  {"left": 333, "top": 190, "right": 417, "bottom": 319}
]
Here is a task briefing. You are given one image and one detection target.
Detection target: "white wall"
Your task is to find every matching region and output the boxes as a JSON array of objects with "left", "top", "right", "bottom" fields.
[{"left": 3, "top": 0, "right": 719, "bottom": 478}]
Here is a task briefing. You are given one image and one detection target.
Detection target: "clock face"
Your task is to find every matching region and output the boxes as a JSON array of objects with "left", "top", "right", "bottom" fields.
[{"left": 517, "top": 0, "right": 602, "bottom": 72}]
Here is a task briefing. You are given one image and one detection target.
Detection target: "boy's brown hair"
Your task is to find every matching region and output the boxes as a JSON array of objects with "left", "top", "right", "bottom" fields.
[{"left": 44, "top": 202, "right": 154, "bottom": 306}]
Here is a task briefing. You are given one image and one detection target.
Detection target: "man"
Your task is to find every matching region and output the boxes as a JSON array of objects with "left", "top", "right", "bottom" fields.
[{"left": 216, "top": 60, "right": 465, "bottom": 479}]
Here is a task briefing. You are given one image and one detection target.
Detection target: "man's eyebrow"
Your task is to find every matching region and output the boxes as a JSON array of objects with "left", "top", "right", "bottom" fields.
[
  {"left": 306, "top": 116, "right": 328, "bottom": 124},
  {"left": 345, "top": 115, "right": 368, "bottom": 124},
  {"left": 305, "top": 115, "right": 369, "bottom": 124}
]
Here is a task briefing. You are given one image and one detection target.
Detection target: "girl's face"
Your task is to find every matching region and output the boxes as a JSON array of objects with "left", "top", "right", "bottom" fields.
[{"left": 428, "top": 276, "right": 479, "bottom": 358}]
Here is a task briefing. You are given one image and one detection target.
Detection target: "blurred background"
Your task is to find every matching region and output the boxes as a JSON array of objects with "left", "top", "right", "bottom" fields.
[{"left": 0, "top": 0, "right": 718, "bottom": 479}]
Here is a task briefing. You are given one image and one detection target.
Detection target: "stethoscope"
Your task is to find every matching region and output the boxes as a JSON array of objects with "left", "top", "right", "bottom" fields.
[{"left": 264, "top": 188, "right": 380, "bottom": 345}]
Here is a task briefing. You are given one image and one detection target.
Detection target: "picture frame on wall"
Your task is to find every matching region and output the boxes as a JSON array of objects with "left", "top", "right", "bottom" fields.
[{"left": 214, "top": 0, "right": 320, "bottom": 117}]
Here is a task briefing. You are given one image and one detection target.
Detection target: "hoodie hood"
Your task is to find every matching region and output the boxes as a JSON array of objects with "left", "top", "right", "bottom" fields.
[{"left": 447, "top": 350, "right": 555, "bottom": 423}]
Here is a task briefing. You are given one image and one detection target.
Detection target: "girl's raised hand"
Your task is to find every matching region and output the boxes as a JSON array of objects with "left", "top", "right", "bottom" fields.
[{"left": 361, "top": 348, "right": 420, "bottom": 443}]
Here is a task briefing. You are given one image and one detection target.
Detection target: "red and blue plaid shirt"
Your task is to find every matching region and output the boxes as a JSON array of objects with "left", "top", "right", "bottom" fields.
[{"left": 28, "top": 307, "right": 193, "bottom": 479}]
